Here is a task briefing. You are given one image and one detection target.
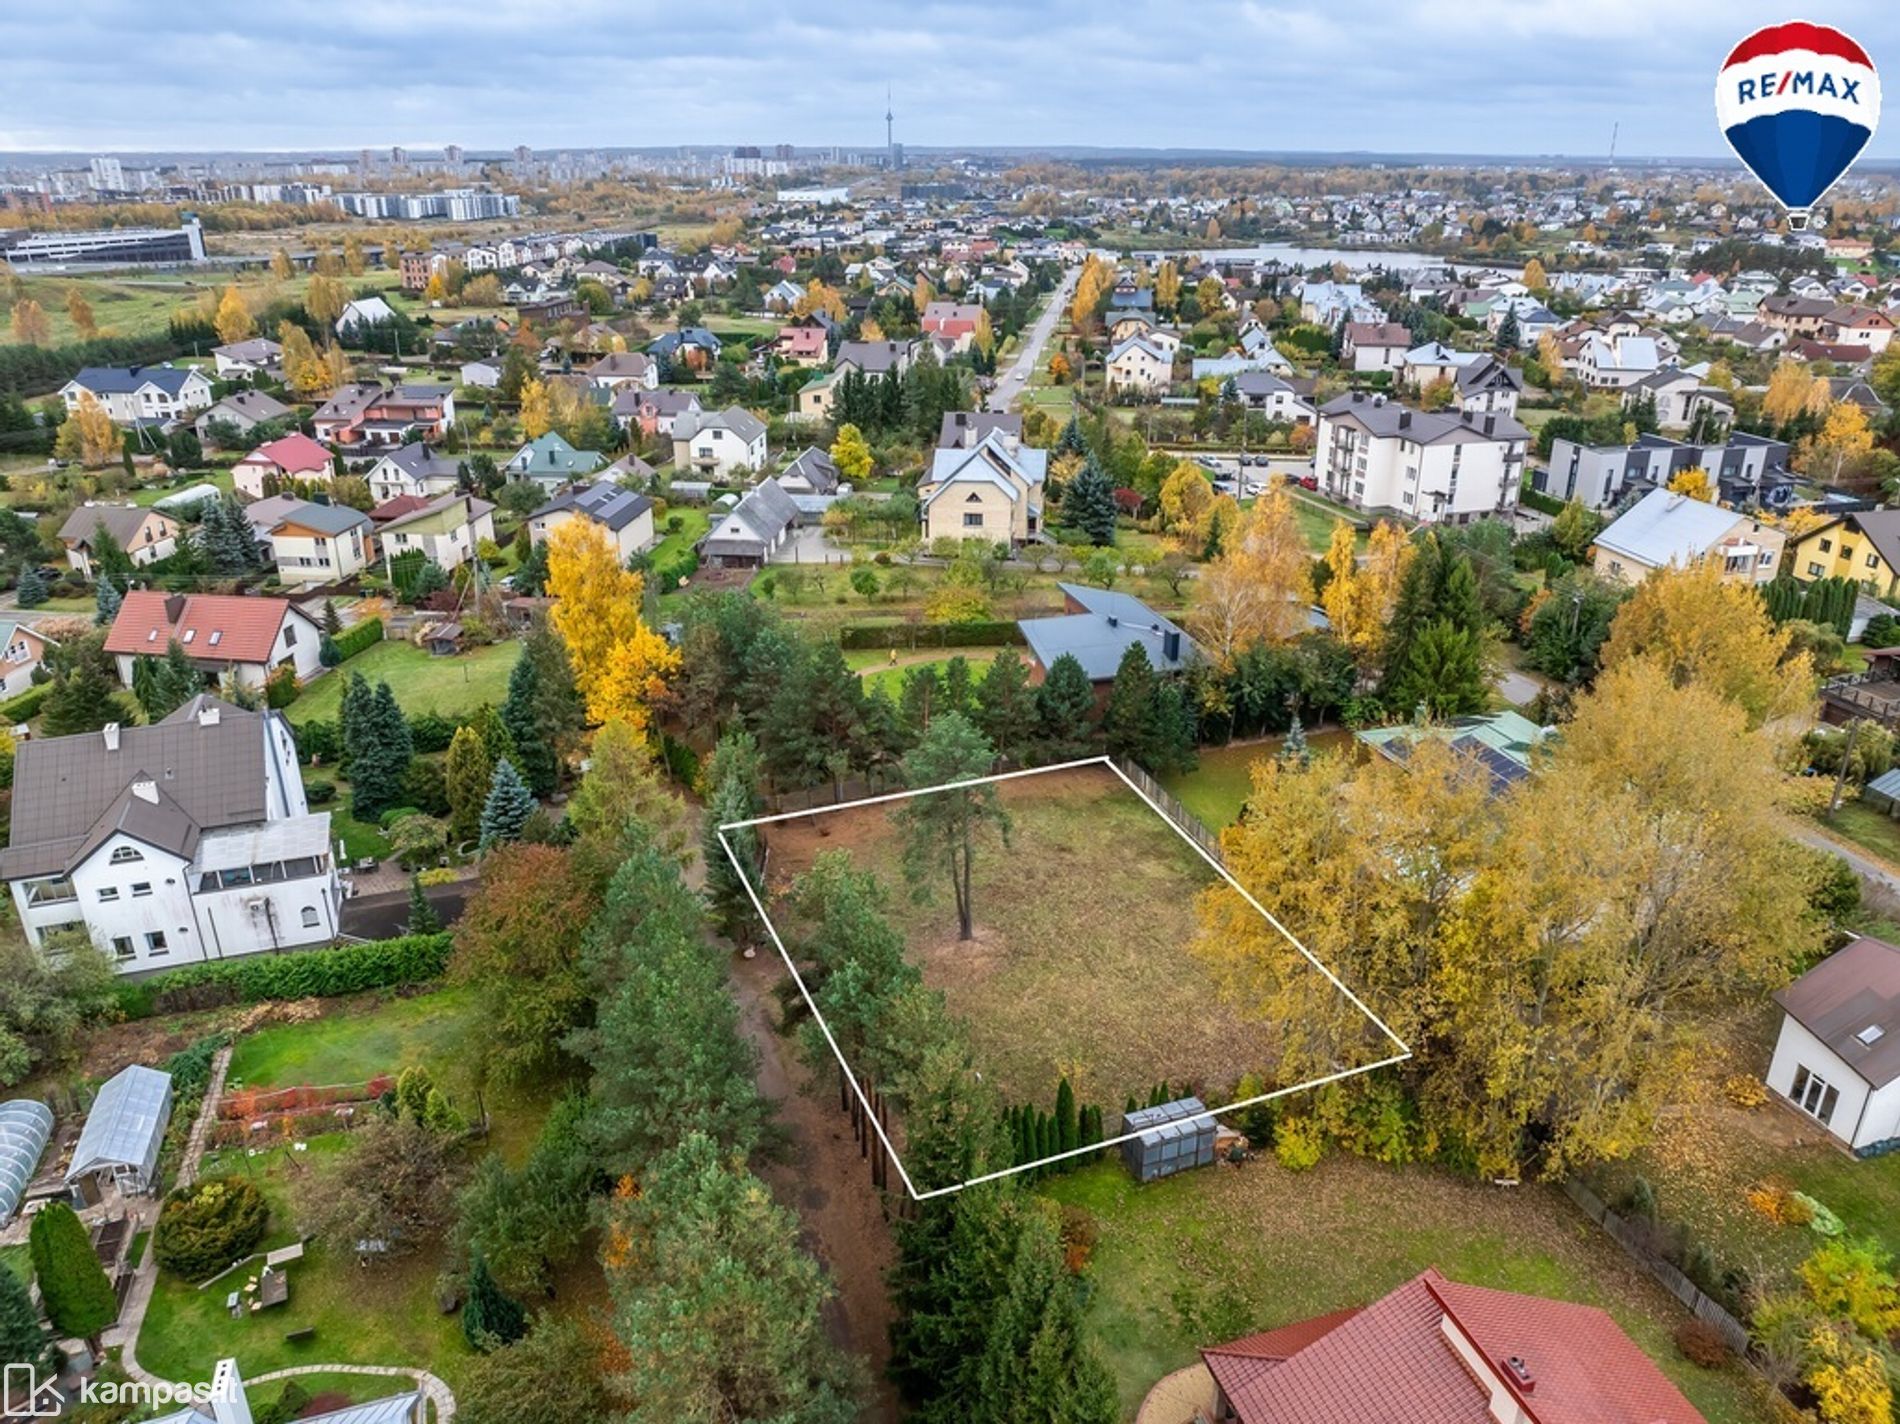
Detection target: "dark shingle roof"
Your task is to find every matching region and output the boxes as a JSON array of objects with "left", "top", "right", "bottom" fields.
[
  {"left": 530, "top": 480, "right": 653, "bottom": 534},
  {"left": 1775, "top": 936, "right": 1900, "bottom": 1089}
]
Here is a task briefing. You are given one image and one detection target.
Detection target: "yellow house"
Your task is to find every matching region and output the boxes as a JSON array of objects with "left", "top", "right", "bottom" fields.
[
  {"left": 1788, "top": 510, "right": 1900, "bottom": 597},
  {"left": 917, "top": 430, "right": 1047, "bottom": 546}
]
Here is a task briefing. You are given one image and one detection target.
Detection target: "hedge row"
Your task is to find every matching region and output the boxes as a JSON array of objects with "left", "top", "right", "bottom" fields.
[
  {"left": 837, "top": 620, "right": 1027, "bottom": 651},
  {"left": 332, "top": 617, "right": 385, "bottom": 662},
  {"left": 0, "top": 682, "right": 51, "bottom": 723},
  {"left": 1519, "top": 485, "right": 1566, "bottom": 518},
  {"left": 113, "top": 933, "right": 453, "bottom": 1019}
]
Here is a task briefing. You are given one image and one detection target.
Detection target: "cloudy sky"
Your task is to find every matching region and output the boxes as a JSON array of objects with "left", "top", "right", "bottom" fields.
[{"left": 2, "top": 0, "right": 1898, "bottom": 160}]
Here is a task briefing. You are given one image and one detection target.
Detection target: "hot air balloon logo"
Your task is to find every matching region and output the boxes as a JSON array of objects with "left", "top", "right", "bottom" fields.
[{"left": 1716, "top": 22, "right": 1881, "bottom": 229}]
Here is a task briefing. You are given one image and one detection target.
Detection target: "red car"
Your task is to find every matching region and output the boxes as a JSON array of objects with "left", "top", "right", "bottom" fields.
[{"left": 1297, "top": 473, "right": 1319, "bottom": 490}]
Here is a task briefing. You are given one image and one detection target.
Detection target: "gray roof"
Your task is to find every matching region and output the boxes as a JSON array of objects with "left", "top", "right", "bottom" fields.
[
  {"left": 702, "top": 477, "right": 798, "bottom": 555},
  {"left": 674, "top": 406, "right": 767, "bottom": 444},
  {"left": 1775, "top": 936, "right": 1900, "bottom": 1089},
  {"left": 374, "top": 441, "right": 460, "bottom": 482},
  {"left": 531, "top": 479, "right": 653, "bottom": 533},
  {"left": 939, "top": 411, "right": 1022, "bottom": 449},
  {"left": 1594, "top": 488, "right": 1754, "bottom": 569},
  {"left": 211, "top": 338, "right": 282, "bottom": 363},
  {"left": 0, "top": 1099, "right": 53, "bottom": 1224},
  {"left": 204, "top": 389, "right": 292, "bottom": 422},
  {"left": 836, "top": 340, "right": 911, "bottom": 375},
  {"left": 66, "top": 1064, "right": 171, "bottom": 1186},
  {"left": 1019, "top": 584, "right": 1197, "bottom": 682},
  {"left": 781, "top": 447, "right": 841, "bottom": 493},
  {"left": 69, "top": 364, "right": 203, "bottom": 398},
  {"left": 272, "top": 500, "right": 372, "bottom": 537},
  {"left": 1320, "top": 392, "right": 1528, "bottom": 445},
  {"left": 58, "top": 503, "right": 166, "bottom": 547},
  {"left": 0, "top": 696, "right": 276, "bottom": 880}
]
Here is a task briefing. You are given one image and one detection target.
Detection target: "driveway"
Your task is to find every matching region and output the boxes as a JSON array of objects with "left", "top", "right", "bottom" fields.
[
  {"left": 770, "top": 525, "right": 855, "bottom": 568},
  {"left": 989, "top": 266, "right": 1079, "bottom": 413},
  {"left": 338, "top": 880, "right": 471, "bottom": 939}
]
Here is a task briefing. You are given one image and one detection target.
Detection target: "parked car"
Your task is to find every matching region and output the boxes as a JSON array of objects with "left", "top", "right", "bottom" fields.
[{"left": 1298, "top": 473, "right": 1319, "bottom": 490}]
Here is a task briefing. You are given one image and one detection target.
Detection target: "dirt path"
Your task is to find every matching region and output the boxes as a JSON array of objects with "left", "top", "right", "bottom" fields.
[{"left": 731, "top": 947, "right": 900, "bottom": 1422}]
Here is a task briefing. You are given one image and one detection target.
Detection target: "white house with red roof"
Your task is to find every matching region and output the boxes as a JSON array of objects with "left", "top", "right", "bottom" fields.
[
  {"left": 105, "top": 592, "right": 324, "bottom": 692},
  {"left": 1190, "top": 1268, "right": 1706, "bottom": 1424},
  {"left": 233, "top": 433, "right": 336, "bottom": 499}
]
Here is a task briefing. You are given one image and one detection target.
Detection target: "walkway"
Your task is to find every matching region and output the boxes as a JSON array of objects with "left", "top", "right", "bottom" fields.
[
  {"left": 1135, "top": 1361, "right": 1217, "bottom": 1424},
  {"left": 175, "top": 1043, "right": 233, "bottom": 1192},
  {"left": 1791, "top": 818, "right": 1900, "bottom": 907},
  {"left": 989, "top": 266, "right": 1079, "bottom": 413},
  {"left": 250, "top": 1363, "right": 456, "bottom": 1423}
]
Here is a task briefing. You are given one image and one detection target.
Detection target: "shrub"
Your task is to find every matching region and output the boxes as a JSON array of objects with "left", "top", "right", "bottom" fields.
[
  {"left": 837, "top": 620, "right": 1026, "bottom": 651},
  {"left": 306, "top": 780, "right": 337, "bottom": 805},
  {"left": 1793, "top": 1192, "right": 1844, "bottom": 1237},
  {"left": 1273, "top": 1116, "right": 1323, "bottom": 1172},
  {"left": 408, "top": 711, "right": 457, "bottom": 754},
  {"left": 1673, "top": 1318, "right": 1732, "bottom": 1368},
  {"left": 129, "top": 933, "right": 453, "bottom": 1015},
  {"left": 0, "top": 682, "right": 51, "bottom": 723},
  {"left": 1627, "top": 1176, "right": 1658, "bottom": 1221},
  {"left": 155, "top": 1176, "right": 270, "bottom": 1281},
  {"left": 294, "top": 719, "right": 341, "bottom": 766},
  {"left": 264, "top": 664, "right": 300, "bottom": 709},
  {"left": 331, "top": 617, "right": 385, "bottom": 662}
]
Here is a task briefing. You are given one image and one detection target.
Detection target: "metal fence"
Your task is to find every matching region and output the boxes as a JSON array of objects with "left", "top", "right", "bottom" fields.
[
  {"left": 1112, "top": 757, "right": 1227, "bottom": 866},
  {"left": 761, "top": 770, "right": 909, "bottom": 817},
  {"left": 1560, "top": 1178, "right": 1751, "bottom": 1356}
]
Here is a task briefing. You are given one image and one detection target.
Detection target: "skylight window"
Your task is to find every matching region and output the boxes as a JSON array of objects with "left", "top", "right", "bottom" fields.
[
  {"left": 208, "top": 630, "right": 222, "bottom": 647},
  {"left": 1855, "top": 1024, "right": 1886, "bottom": 1047},
  {"left": 182, "top": 629, "right": 195, "bottom": 643}
]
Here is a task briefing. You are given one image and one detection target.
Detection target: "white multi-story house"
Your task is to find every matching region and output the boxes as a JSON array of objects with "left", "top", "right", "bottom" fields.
[
  {"left": 1314, "top": 392, "right": 1527, "bottom": 525},
  {"left": 365, "top": 442, "right": 462, "bottom": 503},
  {"left": 530, "top": 481, "right": 656, "bottom": 563},
  {"left": 60, "top": 364, "right": 214, "bottom": 428},
  {"left": 375, "top": 492, "right": 497, "bottom": 574},
  {"left": 1104, "top": 333, "right": 1175, "bottom": 394},
  {"left": 264, "top": 500, "right": 373, "bottom": 585},
  {"left": 672, "top": 407, "right": 769, "bottom": 481},
  {"left": 0, "top": 695, "right": 344, "bottom": 967}
]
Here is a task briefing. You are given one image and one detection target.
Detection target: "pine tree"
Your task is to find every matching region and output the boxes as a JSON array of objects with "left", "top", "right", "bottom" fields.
[
  {"left": 704, "top": 752, "right": 763, "bottom": 941},
  {"left": 500, "top": 649, "right": 558, "bottom": 796},
  {"left": 93, "top": 574, "right": 121, "bottom": 626},
  {"left": 1102, "top": 643, "right": 1159, "bottom": 765},
  {"left": 40, "top": 658, "right": 124, "bottom": 737},
  {"left": 444, "top": 725, "right": 494, "bottom": 845},
  {"left": 1064, "top": 457, "right": 1118, "bottom": 547},
  {"left": 1058, "top": 414, "right": 1088, "bottom": 456},
  {"left": 319, "top": 633, "right": 341, "bottom": 667},
  {"left": 478, "top": 758, "right": 535, "bottom": 848},
  {"left": 0, "top": 1256, "right": 49, "bottom": 1375},
  {"left": 321, "top": 598, "right": 343, "bottom": 635},
  {"left": 348, "top": 680, "right": 413, "bottom": 822},
  {"left": 899, "top": 664, "right": 942, "bottom": 739},
  {"left": 406, "top": 873, "right": 442, "bottom": 934},
  {"left": 1036, "top": 652, "right": 1097, "bottom": 760},
  {"left": 88, "top": 522, "right": 134, "bottom": 584},
  {"left": 29, "top": 1201, "right": 118, "bottom": 1338},
  {"left": 15, "top": 562, "right": 46, "bottom": 608},
  {"left": 462, "top": 1248, "right": 527, "bottom": 1351},
  {"left": 974, "top": 648, "right": 1039, "bottom": 766},
  {"left": 1055, "top": 1078, "right": 1078, "bottom": 1156},
  {"left": 1148, "top": 679, "right": 1198, "bottom": 776},
  {"left": 1281, "top": 713, "right": 1311, "bottom": 768}
]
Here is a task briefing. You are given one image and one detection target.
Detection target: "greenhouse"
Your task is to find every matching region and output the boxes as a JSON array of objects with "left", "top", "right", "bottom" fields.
[
  {"left": 0, "top": 1099, "right": 54, "bottom": 1224},
  {"left": 66, "top": 1064, "right": 172, "bottom": 1195},
  {"left": 1120, "top": 1096, "right": 1217, "bottom": 1184}
]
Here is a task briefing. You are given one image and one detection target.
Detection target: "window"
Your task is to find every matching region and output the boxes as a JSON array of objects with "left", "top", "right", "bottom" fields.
[
  {"left": 1820, "top": 539, "right": 1833, "bottom": 553},
  {"left": 301, "top": 906, "right": 320, "bottom": 928},
  {"left": 110, "top": 936, "right": 134, "bottom": 960},
  {"left": 1809, "top": 562, "right": 1826, "bottom": 578},
  {"left": 131, "top": 882, "right": 152, "bottom": 898},
  {"left": 283, "top": 624, "right": 297, "bottom": 647},
  {"left": 144, "top": 930, "right": 168, "bottom": 955},
  {"left": 109, "top": 845, "right": 143, "bottom": 864},
  {"left": 26, "top": 876, "right": 76, "bottom": 906},
  {"left": 1870, "top": 553, "right": 1881, "bottom": 569},
  {"left": 1788, "top": 1065, "right": 1839, "bottom": 1124},
  {"left": 1856, "top": 1024, "right": 1886, "bottom": 1047},
  {"left": 208, "top": 630, "right": 222, "bottom": 647},
  {"left": 963, "top": 512, "right": 984, "bottom": 528},
  {"left": 1842, "top": 546, "right": 1857, "bottom": 562},
  {"left": 97, "top": 886, "right": 119, "bottom": 902}
]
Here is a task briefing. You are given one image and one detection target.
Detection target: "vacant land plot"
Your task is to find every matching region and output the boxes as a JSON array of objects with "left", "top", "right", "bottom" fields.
[
  {"left": 227, "top": 985, "right": 478, "bottom": 1091},
  {"left": 1158, "top": 732, "right": 1354, "bottom": 830},
  {"left": 1043, "top": 1156, "right": 1779, "bottom": 1423},
  {"left": 763, "top": 764, "right": 1285, "bottom": 1129},
  {"left": 289, "top": 639, "right": 519, "bottom": 725}
]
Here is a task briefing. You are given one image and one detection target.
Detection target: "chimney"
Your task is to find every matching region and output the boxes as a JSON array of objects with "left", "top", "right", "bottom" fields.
[
  {"left": 163, "top": 593, "right": 187, "bottom": 624},
  {"left": 1106, "top": 614, "right": 1119, "bottom": 629},
  {"left": 1502, "top": 1356, "right": 1535, "bottom": 1393},
  {"left": 102, "top": 723, "right": 120, "bottom": 752},
  {"left": 1398, "top": 410, "right": 1412, "bottom": 430},
  {"left": 1163, "top": 629, "right": 1182, "bottom": 662},
  {"left": 1484, "top": 415, "right": 1497, "bottom": 436}
]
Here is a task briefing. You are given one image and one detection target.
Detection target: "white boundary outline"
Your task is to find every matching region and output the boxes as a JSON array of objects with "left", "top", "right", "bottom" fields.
[{"left": 717, "top": 754, "right": 1411, "bottom": 1200}]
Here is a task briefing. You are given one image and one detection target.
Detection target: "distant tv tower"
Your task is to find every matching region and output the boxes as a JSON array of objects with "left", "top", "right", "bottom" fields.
[
  {"left": 1608, "top": 121, "right": 1619, "bottom": 168},
  {"left": 886, "top": 84, "right": 895, "bottom": 164}
]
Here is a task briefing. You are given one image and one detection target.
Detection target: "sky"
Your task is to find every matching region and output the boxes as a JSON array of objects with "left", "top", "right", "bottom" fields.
[{"left": 2, "top": 0, "right": 1899, "bottom": 160}]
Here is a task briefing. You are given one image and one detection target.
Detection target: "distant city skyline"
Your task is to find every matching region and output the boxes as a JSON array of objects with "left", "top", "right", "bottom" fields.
[{"left": 3, "top": 1, "right": 1897, "bottom": 162}]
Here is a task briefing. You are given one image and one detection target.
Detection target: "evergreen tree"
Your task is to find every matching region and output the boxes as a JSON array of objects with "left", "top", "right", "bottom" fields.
[
  {"left": 1386, "top": 619, "right": 1490, "bottom": 718},
  {"left": 444, "top": 726, "right": 493, "bottom": 845},
  {"left": 1036, "top": 653, "right": 1097, "bottom": 760},
  {"left": 200, "top": 494, "right": 262, "bottom": 574},
  {"left": 1055, "top": 1078, "right": 1078, "bottom": 1156},
  {"left": 899, "top": 664, "right": 942, "bottom": 739},
  {"left": 406, "top": 873, "right": 442, "bottom": 934},
  {"left": 1057, "top": 413, "right": 1088, "bottom": 456},
  {"left": 321, "top": 598, "right": 343, "bottom": 635},
  {"left": 40, "top": 657, "right": 124, "bottom": 737},
  {"left": 704, "top": 732, "right": 764, "bottom": 940},
  {"left": 462, "top": 1248, "right": 528, "bottom": 1351},
  {"left": 15, "top": 562, "right": 46, "bottom": 608},
  {"left": 1102, "top": 643, "right": 1159, "bottom": 765},
  {"left": 1063, "top": 457, "right": 1118, "bottom": 547},
  {"left": 29, "top": 1201, "right": 118, "bottom": 1338},
  {"left": 93, "top": 574, "right": 121, "bottom": 626},
  {"left": 348, "top": 680, "right": 413, "bottom": 821},
  {"left": 338, "top": 671, "right": 372, "bottom": 775},
  {"left": 318, "top": 633, "right": 341, "bottom": 667},
  {"left": 1148, "top": 679, "right": 1198, "bottom": 776},
  {"left": 973, "top": 649, "right": 1039, "bottom": 766},
  {"left": 0, "top": 1256, "right": 49, "bottom": 1376},
  {"left": 1280, "top": 714, "right": 1311, "bottom": 769},
  {"left": 478, "top": 758, "right": 535, "bottom": 848},
  {"left": 501, "top": 649, "right": 558, "bottom": 796},
  {"left": 1496, "top": 306, "right": 1520, "bottom": 350},
  {"left": 940, "top": 655, "right": 976, "bottom": 720},
  {"left": 88, "top": 522, "right": 134, "bottom": 585}
]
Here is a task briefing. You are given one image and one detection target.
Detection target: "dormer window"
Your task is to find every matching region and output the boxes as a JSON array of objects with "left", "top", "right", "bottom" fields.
[{"left": 109, "top": 846, "right": 143, "bottom": 864}]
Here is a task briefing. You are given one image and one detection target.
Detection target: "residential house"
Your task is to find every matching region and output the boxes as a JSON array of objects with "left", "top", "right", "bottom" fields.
[
  {"left": 210, "top": 338, "right": 283, "bottom": 381},
  {"left": 1314, "top": 392, "right": 1527, "bottom": 525},
  {"left": 1591, "top": 488, "right": 1784, "bottom": 587},
  {"left": 601, "top": 451, "right": 657, "bottom": 487},
  {"left": 795, "top": 369, "right": 844, "bottom": 422},
  {"left": 648, "top": 326, "right": 722, "bottom": 372},
  {"left": 1829, "top": 377, "right": 1893, "bottom": 422},
  {"left": 458, "top": 358, "right": 502, "bottom": 389},
  {"left": 104, "top": 592, "right": 324, "bottom": 691},
  {"left": 699, "top": 477, "right": 799, "bottom": 567},
  {"left": 364, "top": 442, "right": 462, "bottom": 503},
  {"left": 1356, "top": 709, "right": 1550, "bottom": 796},
  {"left": 917, "top": 428, "right": 1048, "bottom": 545},
  {"left": 1788, "top": 509, "right": 1900, "bottom": 595},
  {"left": 1198, "top": 1268, "right": 1706, "bottom": 1424},
  {"left": 920, "top": 301, "right": 983, "bottom": 349},
  {"left": 1823, "top": 304, "right": 1896, "bottom": 355},
  {"left": 1568, "top": 332, "right": 1662, "bottom": 389},
  {"left": 938, "top": 411, "right": 1021, "bottom": 449},
  {"left": 586, "top": 351, "right": 659, "bottom": 391},
  {"left": 673, "top": 407, "right": 769, "bottom": 481},
  {"left": 194, "top": 389, "right": 292, "bottom": 445},
  {"left": 1539, "top": 431, "right": 1789, "bottom": 510},
  {"left": 375, "top": 492, "right": 496, "bottom": 574},
  {"left": 614, "top": 388, "right": 701, "bottom": 439},
  {"left": 233, "top": 433, "right": 335, "bottom": 499},
  {"left": 1104, "top": 333, "right": 1176, "bottom": 394},
  {"left": 1766, "top": 935, "right": 1900, "bottom": 1156},
  {"left": 146, "top": 1359, "right": 421, "bottom": 1424},
  {"left": 1341, "top": 321, "right": 1411, "bottom": 372},
  {"left": 0, "top": 696, "right": 343, "bottom": 966},
  {"left": 1020, "top": 585, "right": 1195, "bottom": 697},
  {"left": 1622, "top": 366, "right": 1734, "bottom": 429},
  {"left": 1229, "top": 371, "right": 1317, "bottom": 424},
  {"left": 779, "top": 447, "right": 842, "bottom": 495},
  {"left": 312, "top": 383, "right": 454, "bottom": 449},
  {"left": 503, "top": 432, "right": 607, "bottom": 490},
  {"left": 57, "top": 503, "right": 180, "bottom": 579},
  {"left": 334, "top": 295, "right": 398, "bottom": 338},
  {"left": 1757, "top": 294, "right": 1835, "bottom": 339},
  {"left": 0, "top": 619, "right": 54, "bottom": 701},
  {"left": 834, "top": 339, "right": 915, "bottom": 379},
  {"left": 772, "top": 324, "right": 830, "bottom": 368},
  {"left": 528, "top": 480, "right": 656, "bottom": 563},
  {"left": 263, "top": 500, "right": 373, "bottom": 586},
  {"left": 764, "top": 278, "right": 806, "bottom": 311},
  {"left": 60, "top": 365, "right": 214, "bottom": 428}
]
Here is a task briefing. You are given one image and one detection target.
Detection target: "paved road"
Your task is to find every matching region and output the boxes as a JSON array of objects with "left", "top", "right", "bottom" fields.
[
  {"left": 988, "top": 266, "right": 1079, "bottom": 413},
  {"left": 338, "top": 880, "right": 471, "bottom": 940},
  {"left": 1790, "top": 819, "right": 1900, "bottom": 908}
]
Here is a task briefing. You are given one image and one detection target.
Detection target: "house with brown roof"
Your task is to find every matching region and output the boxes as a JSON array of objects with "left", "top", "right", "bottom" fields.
[
  {"left": 0, "top": 695, "right": 341, "bottom": 966},
  {"left": 1766, "top": 935, "right": 1900, "bottom": 1155},
  {"left": 105, "top": 592, "right": 324, "bottom": 692},
  {"left": 1193, "top": 1268, "right": 1706, "bottom": 1424},
  {"left": 312, "top": 382, "right": 454, "bottom": 449},
  {"left": 1342, "top": 321, "right": 1412, "bottom": 372},
  {"left": 233, "top": 433, "right": 336, "bottom": 499},
  {"left": 57, "top": 503, "right": 181, "bottom": 580}
]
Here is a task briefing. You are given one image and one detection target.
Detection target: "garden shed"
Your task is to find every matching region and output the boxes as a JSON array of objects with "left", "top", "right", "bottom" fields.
[
  {"left": 1864, "top": 767, "right": 1900, "bottom": 817},
  {"left": 0, "top": 1098, "right": 53, "bottom": 1224},
  {"left": 65, "top": 1064, "right": 172, "bottom": 1197},
  {"left": 1120, "top": 1096, "right": 1217, "bottom": 1183}
]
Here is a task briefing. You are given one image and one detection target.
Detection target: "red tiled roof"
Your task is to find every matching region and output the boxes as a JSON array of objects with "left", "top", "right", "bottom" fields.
[
  {"left": 1202, "top": 1270, "right": 1707, "bottom": 1424},
  {"left": 104, "top": 591, "right": 297, "bottom": 666},
  {"left": 370, "top": 494, "right": 432, "bottom": 524},
  {"left": 237, "top": 433, "right": 333, "bottom": 476}
]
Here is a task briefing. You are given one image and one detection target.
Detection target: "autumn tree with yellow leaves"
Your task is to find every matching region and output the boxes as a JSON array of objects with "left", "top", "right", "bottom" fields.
[
  {"left": 1154, "top": 260, "right": 1181, "bottom": 315},
  {"left": 792, "top": 280, "right": 845, "bottom": 323},
  {"left": 305, "top": 273, "right": 347, "bottom": 326},
  {"left": 1663, "top": 466, "right": 1713, "bottom": 502},
  {"left": 65, "top": 289, "right": 97, "bottom": 339},
  {"left": 8, "top": 298, "right": 50, "bottom": 347},
  {"left": 1800, "top": 400, "right": 1875, "bottom": 485},
  {"left": 1319, "top": 519, "right": 1414, "bottom": 666},
  {"left": 214, "top": 286, "right": 255, "bottom": 345},
  {"left": 1069, "top": 255, "right": 1114, "bottom": 329},
  {"left": 1157, "top": 461, "right": 1214, "bottom": 540},
  {"left": 545, "top": 519, "right": 678, "bottom": 736},
  {"left": 1761, "top": 360, "right": 1828, "bottom": 428},
  {"left": 1187, "top": 481, "right": 1312, "bottom": 669},
  {"left": 54, "top": 392, "right": 121, "bottom": 467},
  {"left": 519, "top": 379, "right": 552, "bottom": 440},
  {"left": 278, "top": 321, "right": 326, "bottom": 396}
]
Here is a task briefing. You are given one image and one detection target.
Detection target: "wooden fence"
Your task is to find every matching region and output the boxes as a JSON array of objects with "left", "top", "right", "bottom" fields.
[
  {"left": 1560, "top": 1178, "right": 1751, "bottom": 1355},
  {"left": 1111, "top": 757, "right": 1227, "bottom": 866}
]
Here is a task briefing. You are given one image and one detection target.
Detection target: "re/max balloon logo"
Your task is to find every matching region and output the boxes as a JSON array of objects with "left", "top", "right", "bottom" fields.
[{"left": 1732, "top": 70, "right": 1866, "bottom": 105}]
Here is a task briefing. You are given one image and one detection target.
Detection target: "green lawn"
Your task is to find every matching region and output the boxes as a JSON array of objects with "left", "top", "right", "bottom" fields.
[
  {"left": 1812, "top": 801, "right": 1900, "bottom": 872},
  {"left": 650, "top": 505, "right": 711, "bottom": 570},
  {"left": 1286, "top": 491, "right": 1370, "bottom": 554},
  {"left": 227, "top": 985, "right": 479, "bottom": 1091},
  {"left": 1043, "top": 1157, "right": 1780, "bottom": 1423},
  {"left": 290, "top": 639, "right": 521, "bottom": 726},
  {"left": 844, "top": 645, "right": 1021, "bottom": 698},
  {"left": 131, "top": 468, "right": 236, "bottom": 506},
  {"left": 1159, "top": 733, "right": 1353, "bottom": 829}
]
